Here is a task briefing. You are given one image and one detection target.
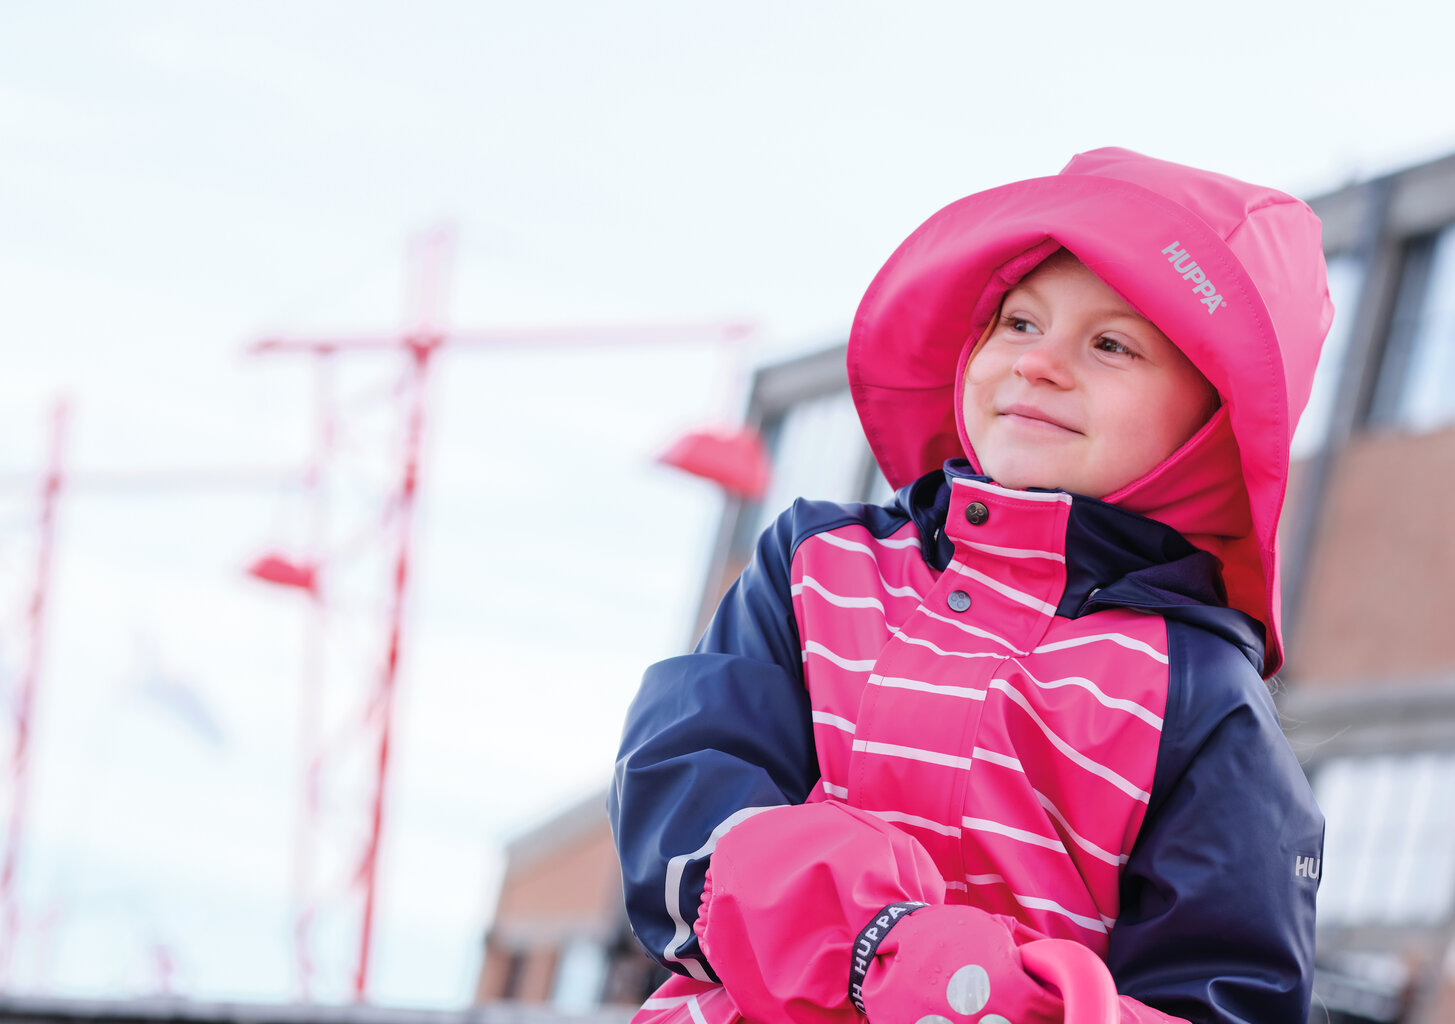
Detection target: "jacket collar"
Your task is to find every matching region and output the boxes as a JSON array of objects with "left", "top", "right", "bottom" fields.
[{"left": 898, "top": 461, "right": 1266, "bottom": 673}]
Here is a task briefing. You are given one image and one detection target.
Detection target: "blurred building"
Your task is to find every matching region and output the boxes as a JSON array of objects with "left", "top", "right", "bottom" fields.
[
  {"left": 473, "top": 792, "right": 663, "bottom": 1013},
  {"left": 1273, "top": 152, "right": 1455, "bottom": 1024},
  {"left": 474, "top": 151, "right": 1455, "bottom": 1024}
]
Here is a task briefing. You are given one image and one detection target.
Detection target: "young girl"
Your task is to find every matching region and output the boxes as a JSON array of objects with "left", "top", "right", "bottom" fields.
[{"left": 610, "top": 148, "right": 1329, "bottom": 1024}]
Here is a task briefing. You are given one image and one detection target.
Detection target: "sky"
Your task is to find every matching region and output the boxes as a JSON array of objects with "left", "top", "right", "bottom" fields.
[{"left": 3, "top": 0, "right": 1455, "bottom": 1010}]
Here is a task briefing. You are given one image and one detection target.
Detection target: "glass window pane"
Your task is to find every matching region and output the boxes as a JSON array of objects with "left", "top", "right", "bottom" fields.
[
  {"left": 1314, "top": 758, "right": 1356, "bottom": 925},
  {"left": 751, "top": 387, "right": 869, "bottom": 536},
  {"left": 1313, "top": 752, "right": 1455, "bottom": 927},
  {"left": 1378, "top": 226, "right": 1455, "bottom": 432},
  {"left": 552, "top": 938, "right": 607, "bottom": 1011},
  {"left": 1291, "top": 254, "right": 1366, "bottom": 460},
  {"left": 864, "top": 461, "right": 895, "bottom": 506}
]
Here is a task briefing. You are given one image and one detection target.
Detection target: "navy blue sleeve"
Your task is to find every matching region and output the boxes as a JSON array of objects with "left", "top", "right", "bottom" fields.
[
  {"left": 1106, "top": 621, "right": 1324, "bottom": 1024},
  {"left": 608, "top": 504, "right": 822, "bottom": 981}
]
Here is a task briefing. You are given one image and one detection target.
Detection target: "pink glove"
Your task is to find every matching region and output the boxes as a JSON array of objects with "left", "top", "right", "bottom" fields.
[
  {"left": 696, "top": 802, "right": 1115, "bottom": 1024},
  {"left": 696, "top": 802, "right": 947, "bottom": 1024},
  {"left": 858, "top": 905, "right": 1065, "bottom": 1024}
]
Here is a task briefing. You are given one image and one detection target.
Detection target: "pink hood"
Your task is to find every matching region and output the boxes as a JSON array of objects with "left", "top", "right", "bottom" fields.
[{"left": 847, "top": 147, "right": 1333, "bottom": 677}]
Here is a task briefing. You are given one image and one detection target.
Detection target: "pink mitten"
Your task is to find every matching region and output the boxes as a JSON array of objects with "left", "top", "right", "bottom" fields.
[
  {"left": 857, "top": 905, "right": 1064, "bottom": 1024},
  {"left": 696, "top": 802, "right": 947, "bottom": 1024}
]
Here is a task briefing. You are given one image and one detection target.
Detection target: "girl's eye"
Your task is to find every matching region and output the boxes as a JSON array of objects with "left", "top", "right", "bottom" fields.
[
  {"left": 1000, "top": 315, "right": 1036, "bottom": 334},
  {"left": 1095, "top": 336, "right": 1137, "bottom": 357}
]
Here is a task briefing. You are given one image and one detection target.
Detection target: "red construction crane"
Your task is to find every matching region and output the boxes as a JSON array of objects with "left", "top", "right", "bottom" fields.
[
  {"left": 0, "top": 401, "right": 67, "bottom": 983},
  {"left": 248, "top": 225, "right": 754, "bottom": 1002}
]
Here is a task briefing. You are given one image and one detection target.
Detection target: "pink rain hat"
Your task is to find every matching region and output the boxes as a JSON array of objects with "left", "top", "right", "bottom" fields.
[{"left": 847, "top": 148, "right": 1333, "bottom": 677}]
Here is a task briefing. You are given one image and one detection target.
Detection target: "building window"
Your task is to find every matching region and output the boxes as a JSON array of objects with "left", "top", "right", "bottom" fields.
[
  {"left": 864, "top": 461, "right": 895, "bottom": 506},
  {"left": 1313, "top": 752, "right": 1455, "bottom": 927},
  {"left": 741, "top": 386, "right": 872, "bottom": 544},
  {"left": 1290, "top": 253, "right": 1367, "bottom": 459},
  {"left": 500, "top": 950, "right": 528, "bottom": 1000},
  {"left": 552, "top": 938, "right": 608, "bottom": 1012},
  {"left": 1368, "top": 226, "right": 1455, "bottom": 433}
]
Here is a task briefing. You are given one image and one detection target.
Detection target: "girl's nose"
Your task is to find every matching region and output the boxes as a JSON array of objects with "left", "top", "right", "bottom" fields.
[{"left": 1011, "top": 333, "right": 1073, "bottom": 387}]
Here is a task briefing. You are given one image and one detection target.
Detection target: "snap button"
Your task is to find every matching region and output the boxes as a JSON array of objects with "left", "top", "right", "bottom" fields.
[
  {"left": 947, "top": 590, "right": 971, "bottom": 613},
  {"left": 964, "top": 501, "right": 989, "bottom": 526}
]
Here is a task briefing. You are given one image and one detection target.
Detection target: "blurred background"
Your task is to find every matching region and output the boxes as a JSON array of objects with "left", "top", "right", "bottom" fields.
[{"left": 3, "top": 2, "right": 1455, "bottom": 1023}]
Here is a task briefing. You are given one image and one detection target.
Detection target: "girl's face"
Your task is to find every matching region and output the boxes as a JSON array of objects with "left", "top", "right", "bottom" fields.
[{"left": 960, "top": 252, "right": 1220, "bottom": 499}]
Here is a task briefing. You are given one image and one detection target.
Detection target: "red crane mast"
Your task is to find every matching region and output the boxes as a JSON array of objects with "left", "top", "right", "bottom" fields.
[
  {"left": 249, "top": 226, "right": 752, "bottom": 1001},
  {"left": 0, "top": 401, "right": 68, "bottom": 982}
]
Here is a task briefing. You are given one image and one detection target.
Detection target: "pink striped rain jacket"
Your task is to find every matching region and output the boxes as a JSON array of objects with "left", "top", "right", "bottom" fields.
[{"left": 611, "top": 149, "right": 1331, "bottom": 1024}]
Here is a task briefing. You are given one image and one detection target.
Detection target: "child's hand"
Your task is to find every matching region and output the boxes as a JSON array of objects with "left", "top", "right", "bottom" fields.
[
  {"left": 695, "top": 801, "right": 947, "bottom": 1024},
  {"left": 858, "top": 905, "right": 1064, "bottom": 1024},
  {"left": 695, "top": 802, "right": 1091, "bottom": 1024}
]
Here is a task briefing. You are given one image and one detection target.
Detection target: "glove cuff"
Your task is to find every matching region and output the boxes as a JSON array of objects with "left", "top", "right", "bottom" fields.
[{"left": 847, "top": 901, "right": 929, "bottom": 1014}]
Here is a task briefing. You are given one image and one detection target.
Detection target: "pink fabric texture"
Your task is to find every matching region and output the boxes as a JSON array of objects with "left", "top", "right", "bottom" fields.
[
  {"left": 848, "top": 147, "right": 1333, "bottom": 677},
  {"left": 861, "top": 907, "right": 1061, "bottom": 1024},
  {"left": 694, "top": 802, "right": 947, "bottom": 1024},
  {"left": 1018, "top": 940, "right": 1119, "bottom": 1024},
  {"left": 797, "top": 478, "right": 1164, "bottom": 951},
  {"left": 694, "top": 804, "right": 1069, "bottom": 1024}
]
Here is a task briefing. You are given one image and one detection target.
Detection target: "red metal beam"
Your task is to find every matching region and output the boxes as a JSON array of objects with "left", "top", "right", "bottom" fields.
[
  {"left": 248, "top": 319, "right": 754, "bottom": 356},
  {"left": 247, "top": 225, "right": 756, "bottom": 1002},
  {"left": 0, "top": 401, "right": 68, "bottom": 980}
]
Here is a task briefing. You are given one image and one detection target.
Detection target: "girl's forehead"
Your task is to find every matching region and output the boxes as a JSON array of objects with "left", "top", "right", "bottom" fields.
[{"left": 1009, "top": 254, "right": 1151, "bottom": 322}]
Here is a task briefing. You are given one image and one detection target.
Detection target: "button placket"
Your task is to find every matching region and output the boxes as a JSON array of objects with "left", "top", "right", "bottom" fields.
[{"left": 943, "top": 482, "right": 1072, "bottom": 655}]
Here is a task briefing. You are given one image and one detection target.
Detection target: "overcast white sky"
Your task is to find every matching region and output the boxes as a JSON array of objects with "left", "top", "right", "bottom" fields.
[{"left": 3, "top": 0, "right": 1455, "bottom": 1010}]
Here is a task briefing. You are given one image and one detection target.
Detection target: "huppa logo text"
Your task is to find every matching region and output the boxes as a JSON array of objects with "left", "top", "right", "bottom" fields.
[{"left": 1161, "top": 241, "right": 1224, "bottom": 314}]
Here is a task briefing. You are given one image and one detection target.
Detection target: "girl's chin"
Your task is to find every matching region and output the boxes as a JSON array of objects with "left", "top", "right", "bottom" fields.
[{"left": 980, "top": 460, "right": 1078, "bottom": 493}]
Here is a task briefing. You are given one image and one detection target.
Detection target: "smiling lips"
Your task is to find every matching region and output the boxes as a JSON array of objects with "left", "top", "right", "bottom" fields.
[{"left": 997, "top": 403, "right": 1083, "bottom": 434}]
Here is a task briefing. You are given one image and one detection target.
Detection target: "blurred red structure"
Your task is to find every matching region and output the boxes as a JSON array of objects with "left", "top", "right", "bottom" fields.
[
  {"left": 246, "top": 554, "right": 320, "bottom": 596},
  {"left": 657, "top": 426, "right": 770, "bottom": 500},
  {"left": 0, "top": 401, "right": 67, "bottom": 982},
  {"left": 249, "top": 225, "right": 754, "bottom": 1002}
]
